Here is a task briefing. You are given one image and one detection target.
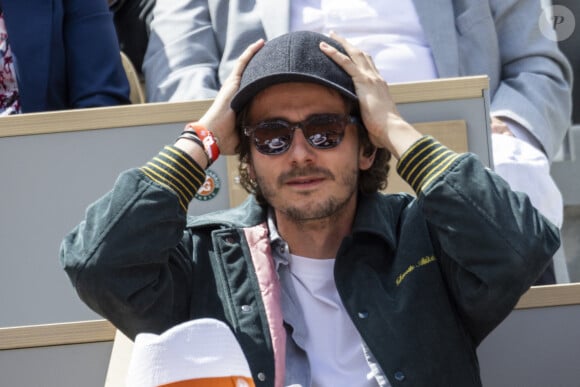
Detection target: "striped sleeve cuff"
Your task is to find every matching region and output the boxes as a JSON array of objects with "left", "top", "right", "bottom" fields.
[
  {"left": 139, "top": 145, "right": 206, "bottom": 211},
  {"left": 396, "top": 136, "right": 461, "bottom": 195}
]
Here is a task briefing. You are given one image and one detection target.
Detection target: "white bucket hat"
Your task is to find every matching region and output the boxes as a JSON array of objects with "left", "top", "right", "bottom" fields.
[{"left": 126, "top": 318, "right": 255, "bottom": 387}]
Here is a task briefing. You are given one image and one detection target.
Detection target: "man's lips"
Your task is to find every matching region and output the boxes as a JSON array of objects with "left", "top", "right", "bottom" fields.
[
  {"left": 278, "top": 166, "right": 334, "bottom": 187},
  {"left": 285, "top": 176, "right": 326, "bottom": 186}
]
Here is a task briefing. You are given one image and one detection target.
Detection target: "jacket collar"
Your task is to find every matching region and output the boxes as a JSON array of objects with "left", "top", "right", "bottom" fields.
[
  {"left": 186, "top": 195, "right": 268, "bottom": 230},
  {"left": 187, "top": 192, "right": 405, "bottom": 252},
  {"left": 350, "top": 192, "right": 406, "bottom": 251}
]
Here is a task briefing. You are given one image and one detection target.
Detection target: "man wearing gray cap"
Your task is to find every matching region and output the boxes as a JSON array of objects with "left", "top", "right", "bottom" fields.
[{"left": 61, "top": 31, "right": 558, "bottom": 387}]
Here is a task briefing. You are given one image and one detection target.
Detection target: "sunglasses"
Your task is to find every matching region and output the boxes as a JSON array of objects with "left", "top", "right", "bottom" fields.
[{"left": 243, "top": 113, "right": 358, "bottom": 155}]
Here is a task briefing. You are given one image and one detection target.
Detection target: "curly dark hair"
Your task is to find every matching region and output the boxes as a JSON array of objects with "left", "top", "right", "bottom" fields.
[{"left": 234, "top": 97, "right": 391, "bottom": 206}]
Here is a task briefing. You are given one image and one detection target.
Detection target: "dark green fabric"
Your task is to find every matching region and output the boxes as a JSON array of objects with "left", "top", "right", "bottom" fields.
[{"left": 60, "top": 151, "right": 559, "bottom": 386}]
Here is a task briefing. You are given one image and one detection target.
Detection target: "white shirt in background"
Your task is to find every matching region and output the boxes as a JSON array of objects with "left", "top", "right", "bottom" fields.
[{"left": 290, "top": 0, "right": 438, "bottom": 83}]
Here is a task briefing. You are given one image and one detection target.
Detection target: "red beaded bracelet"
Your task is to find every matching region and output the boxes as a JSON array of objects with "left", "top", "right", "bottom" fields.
[{"left": 184, "top": 122, "right": 220, "bottom": 165}]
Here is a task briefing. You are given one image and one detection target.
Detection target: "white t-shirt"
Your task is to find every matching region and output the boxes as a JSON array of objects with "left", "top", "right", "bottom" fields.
[
  {"left": 290, "top": 0, "right": 439, "bottom": 83},
  {"left": 289, "top": 254, "right": 379, "bottom": 387}
]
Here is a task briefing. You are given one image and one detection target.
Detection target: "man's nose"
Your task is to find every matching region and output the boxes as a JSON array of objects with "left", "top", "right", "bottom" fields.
[{"left": 287, "top": 127, "right": 315, "bottom": 162}]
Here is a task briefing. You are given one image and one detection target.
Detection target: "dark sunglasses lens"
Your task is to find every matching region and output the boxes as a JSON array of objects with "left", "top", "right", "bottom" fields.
[
  {"left": 304, "top": 115, "right": 346, "bottom": 149},
  {"left": 249, "top": 115, "right": 350, "bottom": 155},
  {"left": 253, "top": 122, "right": 293, "bottom": 155}
]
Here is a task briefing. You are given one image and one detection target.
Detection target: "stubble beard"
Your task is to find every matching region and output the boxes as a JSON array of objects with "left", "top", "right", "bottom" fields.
[{"left": 256, "top": 165, "right": 359, "bottom": 224}]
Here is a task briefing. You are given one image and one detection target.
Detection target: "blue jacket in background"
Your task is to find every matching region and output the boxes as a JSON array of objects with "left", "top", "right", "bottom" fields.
[{"left": 1, "top": 0, "right": 130, "bottom": 113}]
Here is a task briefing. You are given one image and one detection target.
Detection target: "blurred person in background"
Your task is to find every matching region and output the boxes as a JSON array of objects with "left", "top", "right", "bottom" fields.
[
  {"left": 0, "top": 0, "right": 130, "bottom": 114},
  {"left": 109, "top": 0, "right": 155, "bottom": 78}
]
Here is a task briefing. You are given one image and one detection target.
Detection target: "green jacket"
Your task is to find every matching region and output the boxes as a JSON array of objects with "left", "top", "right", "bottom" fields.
[{"left": 60, "top": 137, "right": 559, "bottom": 386}]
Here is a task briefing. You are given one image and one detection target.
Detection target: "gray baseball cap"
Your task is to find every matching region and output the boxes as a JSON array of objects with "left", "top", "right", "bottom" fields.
[{"left": 230, "top": 31, "right": 358, "bottom": 112}]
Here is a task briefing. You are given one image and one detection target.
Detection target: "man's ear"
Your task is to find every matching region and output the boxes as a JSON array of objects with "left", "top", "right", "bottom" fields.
[{"left": 359, "top": 144, "right": 377, "bottom": 171}]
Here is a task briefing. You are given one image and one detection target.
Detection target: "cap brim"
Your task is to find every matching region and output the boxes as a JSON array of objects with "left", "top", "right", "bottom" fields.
[{"left": 231, "top": 73, "right": 358, "bottom": 112}]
